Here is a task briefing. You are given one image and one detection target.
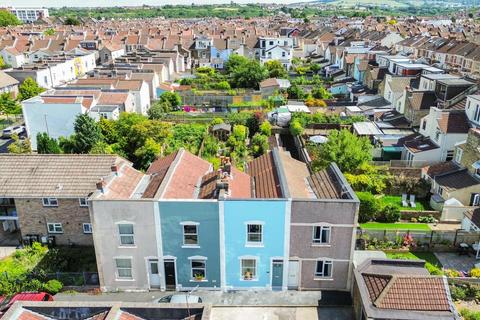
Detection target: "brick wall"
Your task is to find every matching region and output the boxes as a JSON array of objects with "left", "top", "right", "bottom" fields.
[{"left": 15, "top": 198, "right": 93, "bottom": 246}]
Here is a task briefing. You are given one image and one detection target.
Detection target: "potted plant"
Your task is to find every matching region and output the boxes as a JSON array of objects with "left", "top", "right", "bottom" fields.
[
  {"left": 194, "top": 273, "right": 204, "bottom": 281},
  {"left": 244, "top": 269, "right": 252, "bottom": 280}
]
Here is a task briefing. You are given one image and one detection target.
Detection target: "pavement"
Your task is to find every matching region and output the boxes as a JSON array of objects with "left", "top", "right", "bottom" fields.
[
  {"left": 55, "top": 291, "right": 353, "bottom": 320},
  {"left": 55, "top": 290, "right": 323, "bottom": 306}
]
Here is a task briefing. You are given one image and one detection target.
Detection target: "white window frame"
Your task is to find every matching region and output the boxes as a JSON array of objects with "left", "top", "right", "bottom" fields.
[
  {"left": 83, "top": 223, "right": 92, "bottom": 234},
  {"left": 115, "top": 257, "right": 133, "bottom": 280},
  {"left": 245, "top": 221, "right": 264, "bottom": 246},
  {"left": 454, "top": 147, "right": 463, "bottom": 164},
  {"left": 315, "top": 260, "right": 333, "bottom": 278},
  {"left": 42, "top": 197, "right": 58, "bottom": 207},
  {"left": 240, "top": 256, "right": 258, "bottom": 281},
  {"left": 117, "top": 223, "right": 135, "bottom": 246},
  {"left": 190, "top": 258, "right": 207, "bottom": 281},
  {"left": 79, "top": 198, "right": 88, "bottom": 207},
  {"left": 473, "top": 193, "right": 480, "bottom": 206},
  {"left": 47, "top": 222, "right": 63, "bottom": 234},
  {"left": 181, "top": 222, "right": 199, "bottom": 247},
  {"left": 312, "top": 226, "right": 331, "bottom": 245}
]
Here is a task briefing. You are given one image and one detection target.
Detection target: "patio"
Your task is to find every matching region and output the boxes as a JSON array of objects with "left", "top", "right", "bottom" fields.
[{"left": 435, "top": 252, "right": 478, "bottom": 272}]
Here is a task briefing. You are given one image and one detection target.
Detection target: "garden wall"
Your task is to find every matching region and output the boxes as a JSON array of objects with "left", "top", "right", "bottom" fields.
[{"left": 401, "top": 210, "right": 441, "bottom": 220}]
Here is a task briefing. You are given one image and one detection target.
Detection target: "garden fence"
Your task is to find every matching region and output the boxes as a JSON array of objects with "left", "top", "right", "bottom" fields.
[
  {"left": 358, "top": 228, "right": 480, "bottom": 248},
  {"left": 45, "top": 272, "right": 99, "bottom": 286}
]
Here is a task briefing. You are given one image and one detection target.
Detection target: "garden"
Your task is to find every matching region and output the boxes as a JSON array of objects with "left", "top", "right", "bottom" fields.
[{"left": 0, "top": 243, "right": 97, "bottom": 296}]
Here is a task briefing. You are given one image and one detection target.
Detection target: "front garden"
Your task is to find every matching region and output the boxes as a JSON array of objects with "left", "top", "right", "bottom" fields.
[{"left": 0, "top": 243, "right": 97, "bottom": 296}]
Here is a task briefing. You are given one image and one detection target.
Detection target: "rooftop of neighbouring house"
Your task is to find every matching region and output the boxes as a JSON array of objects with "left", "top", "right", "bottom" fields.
[
  {"left": 355, "top": 258, "right": 456, "bottom": 320},
  {"left": 0, "top": 301, "right": 209, "bottom": 320},
  {"left": 0, "top": 154, "right": 139, "bottom": 199},
  {"left": 140, "top": 148, "right": 356, "bottom": 201}
]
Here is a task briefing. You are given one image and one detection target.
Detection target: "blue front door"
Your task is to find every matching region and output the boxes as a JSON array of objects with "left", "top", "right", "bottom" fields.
[{"left": 272, "top": 260, "right": 283, "bottom": 289}]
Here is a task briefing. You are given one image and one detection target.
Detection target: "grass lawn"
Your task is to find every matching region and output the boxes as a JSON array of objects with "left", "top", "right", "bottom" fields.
[
  {"left": 380, "top": 195, "right": 431, "bottom": 212},
  {"left": 385, "top": 251, "right": 443, "bottom": 274},
  {"left": 360, "top": 222, "right": 431, "bottom": 231}
]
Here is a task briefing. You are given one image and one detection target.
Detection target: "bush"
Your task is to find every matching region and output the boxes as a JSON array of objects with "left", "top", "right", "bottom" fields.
[
  {"left": 357, "top": 192, "right": 380, "bottom": 223},
  {"left": 471, "top": 268, "right": 480, "bottom": 278},
  {"left": 376, "top": 204, "right": 400, "bottom": 223},
  {"left": 444, "top": 269, "right": 461, "bottom": 278},
  {"left": 259, "top": 121, "right": 272, "bottom": 136},
  {"left": 417, "top": 215, "right": 436, "bottom": 223},
  {"left": 43, "top": 279, "right": 63, "bottom": 294},
  {"left": 460, "top": 309, "right": 480, "bottom": 320},
  {"left": 289, "top": 120, "right": 304, "bottom": 136},
  {"left": 450, "top": 285, "right": 467, "bottom": 301}
]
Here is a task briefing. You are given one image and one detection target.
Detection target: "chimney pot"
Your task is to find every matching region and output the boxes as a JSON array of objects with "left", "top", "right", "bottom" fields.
[
  {"left": 96, "top": 179, "right": 106, "bottom": 193},
  {"left": 111, "top": 164, "right": 119, "bottom": 174}
]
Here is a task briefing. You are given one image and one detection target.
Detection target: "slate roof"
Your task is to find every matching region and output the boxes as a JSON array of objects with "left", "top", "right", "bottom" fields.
[
  {"left": 0, "top": 154, "right": 125, "bottom": 198},
  {"left": 437, "top": 111, "right": 470, "bottom": 134},
  {"left": 465, "top": 208, "right": 480, "bottom": 228},
  {"left": 435, "top": 169, "right": 480, "bottom": 192}
]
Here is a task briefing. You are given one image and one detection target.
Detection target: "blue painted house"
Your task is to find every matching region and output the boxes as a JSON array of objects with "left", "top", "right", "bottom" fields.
[
  {"left": 223, "top": 200, "right": 288, "bottom": 290},
  {"left": 159, "top": 200, "right": 221, "bottom": 291},
  {"left": 210, "top": 39, "right": 232, "bottom": 69}
]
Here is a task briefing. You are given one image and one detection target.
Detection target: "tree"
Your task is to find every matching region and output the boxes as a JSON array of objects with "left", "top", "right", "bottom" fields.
[
  {"left": 226, "top": 56, "right": 268, "bottom": 89},
  {"left": 314, "top": 129, "right": 372, "bottom": 173},
  {"left": 36, "top": 132, "right": 62, "bottom": 154},
  {"left": 287, "top": 84, "right": 305, "bottom": 99},
  {"left": 98, "top": 118, "right": 118, "bottom": 145},
  {"left": 0, "top": 92, "right": 21, "bottom": 114},
  {"left": 311, "top": 86, "right": 333, "bottom": 99},
  {"left": 134, "top": 138, "right": 161, "bottom": 170},
  {"left": 357, "top": 192, "right": 380, "bottom": 223},
  {"left": 0, "top": 10, "right": 21, "bottom": 27},
  {"left": 251, "top": 133, "right": 269, "bottom": 157},
  {"left": 265, "top": 60, "right": 288, "bottom": 79},
  {"left": 148, "top": 100, "right": 172, "bottom": 119},
  {"left": 159, "top": 92, "right": 181, "bottom": 109},
  {"left": 18, "top": 78, "right": 45, "bottom": 101},
  {"left": 7, "top": 134, "right": 31, "bottom": 154},
  {"left": 0, "top": 56, "right": 11, "bottom": 69},
  {"left": 71, "top": 114, "right": 102, "bottom": 153},
  {"left": 64, "top": 16, "right": 80, "bottom": 26}
]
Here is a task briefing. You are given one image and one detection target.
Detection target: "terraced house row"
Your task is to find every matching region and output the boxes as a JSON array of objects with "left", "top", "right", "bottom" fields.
[{"left": 0, "top": 148, "right": 358, "bottom": 292}]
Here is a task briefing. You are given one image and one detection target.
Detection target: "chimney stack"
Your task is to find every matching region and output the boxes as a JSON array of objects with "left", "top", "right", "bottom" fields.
[
  {"left": 111, "top": 164, "right": 119, "bottom": 175},
  {"left": 96, "top": 179, "right": 106, "bottom": 193}
]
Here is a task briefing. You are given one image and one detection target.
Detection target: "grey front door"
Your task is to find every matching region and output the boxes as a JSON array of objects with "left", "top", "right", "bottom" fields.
[{"left": 272, "top": 260, "right": 283, "bottom": 289}]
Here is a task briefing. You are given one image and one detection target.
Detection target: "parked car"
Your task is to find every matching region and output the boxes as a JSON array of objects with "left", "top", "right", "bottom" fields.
[
  {"left": 157, "top": 294, "right": 202, "bottom": 304},
  {"left": 2, "top": 126, "right": 25, "bottom": 138},
  {"left": 0, "top": 292, "right": 53, "bottom": 315}
]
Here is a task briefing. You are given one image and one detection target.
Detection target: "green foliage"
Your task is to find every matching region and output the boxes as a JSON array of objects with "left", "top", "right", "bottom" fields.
[
  {"left": 43, "top": 28, "right": 56, "bottom": 36},
  {"left": 0, "top": 56, "right": 11, "bottom": 69},
  {"left": 36, "top": 132, "right": 62, "bottom": 154},
  {"left": 357, "top": 192, "right": 380, "bottom": 223},
  {"left": 210, "top": 118, "right": 224, "bottom": 126},
  {"left": 344, "top": 163, "right": 391, "bottom": 194},
  {"left": 460, "top": 309, "right": 480, "bottom": 320},
  {"left": 134, "top": 138, "right": 161, "bottom": 170},
  {"left": 43, "top": 279, "right": 63, "bottom": 294},
  {"left": 311, "top": 129, "right": 372, "bottom": 173},
  {"left": 148, "top": 100, "right": 172, "bottom": 119},
  {"left": 165, "top": 123, "right": 207, "bottom": 156},
  {"left": 71, "top": 114, "right": 103, "bottom": 154},
  {"left": 159, "top": 92, "right": 182, "bottom": 108},
  {"left": 251, "top": 133, "right": 269, "bottom": 157},
  {"left": 470, "top": 268, "right": 480, "bottom": 278},
  {"left": 0, "top": 92, "right": 21, "bottom": 114},
  {"left": 265, "top": 60, "right": 288, "bottom": 78},
  {"left": 18, "top": 78, "right": 45, "bottom": 101},
  {"left": 451, "top": 285, "right": 467, "bottom": 301},
  {"left": 98, "top": 118, "right": 118, "bottom": 144},
  {"left": 286, "top": 84, "right": 305, "bottom": 99},
  {"left": 376, "top": 204, "right": 400, "bottom": 223},
  {"left": 7, "top": 134, "right": 31, "bottom": 154},
  {"left": 0, "top": 10, "right": 21, "bottom": 27},
  {"left": 64, "top": 16, "right": 80, "bottom": 25},
  {"left": 216, "top": 81, "right": 231, "bottom": 90},
  {"left": 259, "top": 121, "right": 272, "bottom": 136},
  {"left": 311, "top": 86, "right": 333, "bottom": 99},
  {"left": 289, "top": 120, "right": 304, "bottom": 136},
  {"left": 89, "top": 141, "right": 114, "bottom": 154},
  {"left": 226, "top": 55, "right": 268, "bottom": 89},
  {"left": 417, "top": 215, "right": 436, "bottom": 223}
]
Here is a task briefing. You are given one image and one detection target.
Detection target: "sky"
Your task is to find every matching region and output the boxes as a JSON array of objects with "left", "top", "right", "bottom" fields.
[{"left": 4, "top": 0, "right": 304, "bottom": 7}]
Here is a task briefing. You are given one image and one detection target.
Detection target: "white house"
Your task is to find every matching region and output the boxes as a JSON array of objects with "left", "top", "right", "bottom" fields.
[
  {"left": 255, "top": 37, "right": 294, "bottom": 69},
  {"left": 0, "top": 47, "right": 26, "bottom": 68}
]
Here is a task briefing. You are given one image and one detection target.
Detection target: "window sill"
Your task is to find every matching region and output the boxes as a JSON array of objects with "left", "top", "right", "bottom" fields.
[
  {"left": 245, "top": 243, "right": 264, "bottom": 248},
  {"left": 189, "top": 279, "right": 208, "bottom": 282},
  {"left": 240, "top": 278, "right": 259, "bottom": 282},
  {"left": 115, "top": 278, "right": 135, "bottom": 282},
  {"left": 118, "top": 245, "right": 137, "bottom": 249},
  {"left": 313, "top": 277, "right": 334, "bottom": 281},
  {"left": 182, "top": 245, "right": 200, "bottom": 249},
  {"left": 311, "top": 244, "right": 331, "bottom": 247},
  {"left": 43, "top": 206, "right": 58, "bottom": 208},
  {"left": 48, "top": 232, "right": 63, "bottom": 234}
]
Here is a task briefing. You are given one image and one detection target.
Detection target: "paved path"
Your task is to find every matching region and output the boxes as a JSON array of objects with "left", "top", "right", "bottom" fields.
[{"left": 56, "top": 290, "right": 322, "bottom": 306}]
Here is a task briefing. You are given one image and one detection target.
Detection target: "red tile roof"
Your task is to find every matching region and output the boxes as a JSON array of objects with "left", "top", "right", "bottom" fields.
[{"left": 247, "top": 152, "right": 282, "bottom": 199}]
